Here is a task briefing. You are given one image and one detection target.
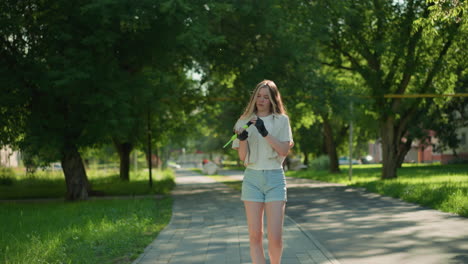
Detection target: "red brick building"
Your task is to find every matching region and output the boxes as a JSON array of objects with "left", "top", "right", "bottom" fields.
[{"left": 368, "top": 127, "right": 468, "bottom": 164}]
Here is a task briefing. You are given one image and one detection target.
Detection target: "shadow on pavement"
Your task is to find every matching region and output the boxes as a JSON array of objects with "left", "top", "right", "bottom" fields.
[{"left": 286, "top": 181, "right": 468, "bottom": 264}]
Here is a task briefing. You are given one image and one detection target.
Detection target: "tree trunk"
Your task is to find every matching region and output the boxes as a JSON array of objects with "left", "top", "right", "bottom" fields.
[
  {"left": 61, "top": 146, "right": 91, "bottom": 200},
  {"left": 380, "top": 119, "right": 398, "bottom": 179},
  {"left": 114, "top": 140, "right": 133, "bottom": 181},
  {"left": 154, "top": 146, "right": 159, "bottom": 169},
  {"left": 397, "top": 137, "right": 413, "bottom": 168},
  {"left": 302, "top": 151, "right": 309, "bottom": 166},
  {"left": 161, "top": 147, "right": 169, "bottom": 170},
  {"left": 322, "top": 117, "right": 340, "bottom": 173},
  {"left": 145, "top": 151, "right": 154, "bottom": 167}
]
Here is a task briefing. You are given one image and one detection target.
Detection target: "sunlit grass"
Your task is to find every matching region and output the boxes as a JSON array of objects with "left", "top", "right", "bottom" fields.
[
  {"left": 189, "top": 168, "right": 202, "bottom": 174},
  {"left": 89, "top": 169, "right": 175, "bottom": 197},
  {"left": 0, "top": 197, "right": 172, "bottom": 264},
  {"left": 287, "top": 164, "right": 468, "bottom": 217},
  {"left": 0, "top": 168, "right": 175, "bottom": 199},
  {"left": 218, "top": 160, "right": 244, "bottom": 171}
]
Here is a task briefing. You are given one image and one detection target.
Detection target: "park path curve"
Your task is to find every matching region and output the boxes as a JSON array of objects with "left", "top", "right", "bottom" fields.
[
  {"left": 220, "top": 170, "right": 468, "bottom": 264},
  {"left": 132, "top": 169, "right": 339, "bottom": 264}
]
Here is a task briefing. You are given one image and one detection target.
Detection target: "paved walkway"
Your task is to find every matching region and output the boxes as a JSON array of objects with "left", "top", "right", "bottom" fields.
[
  {"left": 219, "top": 170, "right": 468, "bottom": 264},
  {"left": 133, "top": 169, "right": 468, "bottom": 264},
  {"left": 133, "top": 169, "right": 339, "bottom": 264},
  {"left": 283, "top": 178, "right": 468, "bottom": 264}
]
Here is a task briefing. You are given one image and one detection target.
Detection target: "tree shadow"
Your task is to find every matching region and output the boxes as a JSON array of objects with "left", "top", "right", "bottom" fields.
[{"left": 286, "top": 179, "right": 468, "bottom": 264}]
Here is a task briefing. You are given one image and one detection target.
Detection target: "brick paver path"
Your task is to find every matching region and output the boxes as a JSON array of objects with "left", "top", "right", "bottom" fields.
[
  {"left": 132, "top": 169, "right": 340, "bottom": 264},
  {"left": 218, "top": 170, "right": 468, "bottom": 264}
]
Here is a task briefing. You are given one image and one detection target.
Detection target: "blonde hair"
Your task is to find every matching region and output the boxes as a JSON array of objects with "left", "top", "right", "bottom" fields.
[{"left": 240, "top": 80, "right": 286, "bottom": 119}]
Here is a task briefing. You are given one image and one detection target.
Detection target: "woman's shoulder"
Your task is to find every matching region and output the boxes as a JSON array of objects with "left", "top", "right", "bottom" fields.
[
  {"left": 234, "top": 115, "right": 253, "bottom": 128},
  {"left": 273, "top": 113, "right": 290, "bottom": 122}
]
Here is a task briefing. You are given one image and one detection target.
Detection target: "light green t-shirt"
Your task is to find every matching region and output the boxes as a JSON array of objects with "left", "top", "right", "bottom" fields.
[{"left": 232, "top": 114, "right": 293, "bottom": 170}]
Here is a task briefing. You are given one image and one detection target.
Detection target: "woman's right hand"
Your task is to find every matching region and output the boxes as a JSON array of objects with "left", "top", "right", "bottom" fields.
[{"left": 237, "top": 129, "right": 248, "bottom": 141}]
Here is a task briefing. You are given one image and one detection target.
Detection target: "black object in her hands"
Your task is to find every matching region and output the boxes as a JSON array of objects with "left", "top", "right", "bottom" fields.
[
  {"left": 255, "top": 117, "right": 268, "bottom": 137},
  {"left": 237, "top": 130, "right": 248, "bottom": 141}
]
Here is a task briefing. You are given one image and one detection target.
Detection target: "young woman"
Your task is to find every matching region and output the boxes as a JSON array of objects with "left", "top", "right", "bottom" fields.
[{"left": 232, "top": 80, "right": 293, "bottom": 264}]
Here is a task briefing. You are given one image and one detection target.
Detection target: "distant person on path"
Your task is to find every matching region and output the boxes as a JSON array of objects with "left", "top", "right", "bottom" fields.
[{"left": 232, "top": 80, "right": 293, "bottom": 264}]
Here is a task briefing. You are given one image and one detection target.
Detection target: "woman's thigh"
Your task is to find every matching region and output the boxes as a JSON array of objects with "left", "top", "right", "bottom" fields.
[
  {"left": 244, "top": 201, "right": 265, "bottom": 236},
  {"left": 265, "top": 201, "right": 285, "bottom": 239}
]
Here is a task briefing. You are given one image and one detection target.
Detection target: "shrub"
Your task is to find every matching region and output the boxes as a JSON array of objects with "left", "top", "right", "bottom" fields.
[
  {"left": 308, "top": 155, "right": 330, "bottom": 170},
  {"left": 0, "top": 167, "right": 14, "bottom": 186},
  {"left": 448, "top": 158, "right": 468, "bottom": 165}
]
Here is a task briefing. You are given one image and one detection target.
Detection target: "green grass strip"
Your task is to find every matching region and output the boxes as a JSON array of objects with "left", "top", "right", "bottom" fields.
[
  {"left": 0, "top": 169, "right": 175, "bottom": 199},
  {"left": 1, "top": 197, "right": 172, "bottom": 264}
]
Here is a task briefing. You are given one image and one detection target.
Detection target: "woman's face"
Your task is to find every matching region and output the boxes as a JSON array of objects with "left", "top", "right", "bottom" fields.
[{"left": 256, "top": 87, "right": 271, "bottom": 113}]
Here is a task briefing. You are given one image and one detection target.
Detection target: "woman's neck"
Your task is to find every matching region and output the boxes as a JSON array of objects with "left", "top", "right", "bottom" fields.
[{"left": 256, "top": 111, "right": 272, "bottom": 117}]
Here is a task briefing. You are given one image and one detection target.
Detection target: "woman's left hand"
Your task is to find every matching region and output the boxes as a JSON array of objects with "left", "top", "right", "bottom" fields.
[{"left": 254, "top": 117, "right": 268, "bottom": 137}]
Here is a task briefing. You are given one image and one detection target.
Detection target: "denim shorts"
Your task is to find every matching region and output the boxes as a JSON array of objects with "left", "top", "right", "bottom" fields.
[{"left": 241, "top": 168, "right": 287, "bottom": 203}]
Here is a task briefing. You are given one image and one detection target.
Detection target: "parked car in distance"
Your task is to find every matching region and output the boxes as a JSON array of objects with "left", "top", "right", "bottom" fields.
[
  {"left": 360, "top": 155, "right": 374, "bottom": 164},
  {"left": 338, "top": 157, "right": 360, "bottom": 165},
  {"left": 44, "top": 162, "right": 62, "bottom": 171}
]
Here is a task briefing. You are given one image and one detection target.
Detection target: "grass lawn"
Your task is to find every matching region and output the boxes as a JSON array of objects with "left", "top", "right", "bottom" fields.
[
  {"left": 0, "top": 197, "right": 172, "bottom": 264},
  {"left": 220, "top": 161, "right": 244, "bottom": 171},
  {"left": 287, "top": 163, "right": 468, "bottom": 217},
  {"left": 0, "top": 167, "right": 176, "bottom": 263},
  {"left": 221, "top": 165, "right": 245, "bottom": 171},
  {"left": 0, "top": 168, "right": 175, "bottom": 199}
]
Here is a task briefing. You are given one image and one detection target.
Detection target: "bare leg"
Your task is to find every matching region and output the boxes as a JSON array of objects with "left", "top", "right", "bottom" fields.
[
  {"left": 265, "top": 201, "right": 285, "bottom": 264},
  {"left": 244, "top": 201, "right": 266, "bottom": 264}
]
